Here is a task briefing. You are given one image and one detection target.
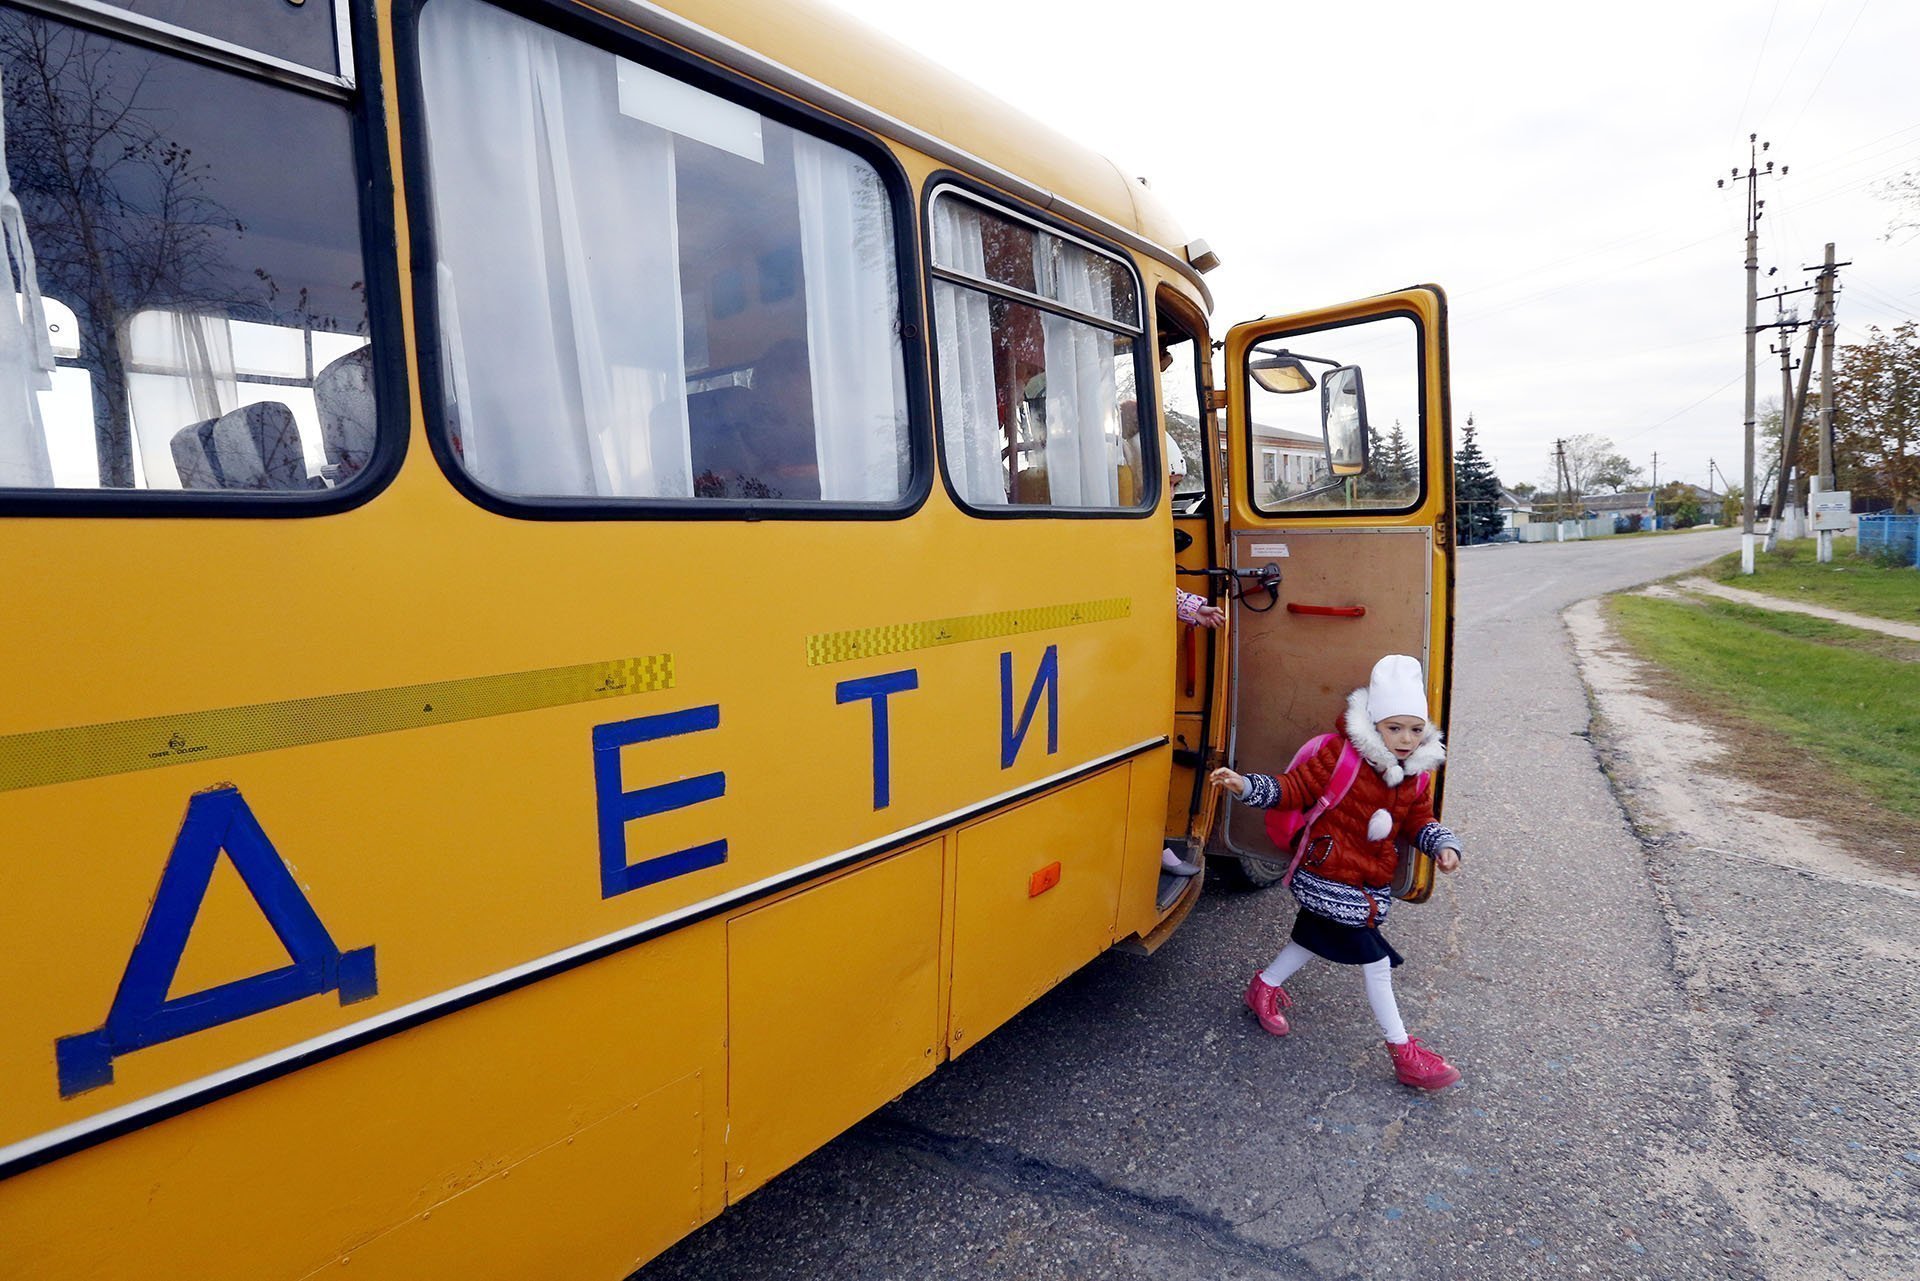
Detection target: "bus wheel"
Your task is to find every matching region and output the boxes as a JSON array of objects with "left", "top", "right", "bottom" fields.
[{"left": 1222, "top": 853, "right": 1288, "bottom": 891}]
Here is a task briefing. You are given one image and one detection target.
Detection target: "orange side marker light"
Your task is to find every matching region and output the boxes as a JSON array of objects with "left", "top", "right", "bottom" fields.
[{"left": 1029, "top": 861, "right": 1062, "bottom": 898}]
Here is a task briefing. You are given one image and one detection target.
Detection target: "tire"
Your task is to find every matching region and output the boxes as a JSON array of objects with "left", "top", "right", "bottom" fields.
[{"left": 1220, "top": 851, "right": 1288, "bottom": 891}]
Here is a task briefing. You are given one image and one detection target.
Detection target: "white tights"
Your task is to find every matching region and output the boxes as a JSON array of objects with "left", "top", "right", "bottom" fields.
[{"left": 1259, "top": 942, "right": 1409, "bottom": 1044}]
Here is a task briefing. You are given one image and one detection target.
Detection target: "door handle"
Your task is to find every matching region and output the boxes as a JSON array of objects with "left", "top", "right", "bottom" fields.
[{"left": 1286, "top": 603, "right": 1366, "bottom": 618}]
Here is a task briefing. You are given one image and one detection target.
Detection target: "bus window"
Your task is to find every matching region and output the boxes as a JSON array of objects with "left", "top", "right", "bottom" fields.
[
  {"left": 0, "top": 9, "right": 376, "bottom": 496},
  {"left": 1243, "top": 312, "right": 1424, "bottom": 515},
  {"left": 928, "top": 188, "right": 1152, "bottom": 512},
  {"left": 1160, "top": 324, "right": 1208, "bottom": 507},
  {"left": 415, "top": 0, "right": 913, "bottom": 507}
]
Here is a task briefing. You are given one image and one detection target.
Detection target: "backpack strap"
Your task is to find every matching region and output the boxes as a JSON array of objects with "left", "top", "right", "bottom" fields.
[{"left": 1281, "top": 740, "right": 1363, "bottom": 888}]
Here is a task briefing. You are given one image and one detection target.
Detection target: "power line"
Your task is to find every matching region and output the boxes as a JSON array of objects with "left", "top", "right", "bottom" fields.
[
  {"left": 1734, "top": 0, "right": 1785, "bottom": 142},
  {"left": 1757, "top": 0, "right": 1831, "bottom": 128},
  {"left": 1614, "top": 371, "right": 1747, "bottom": 446},
  {"left": 1784, "top": 0, "right": 1875, "bottom": 137}
]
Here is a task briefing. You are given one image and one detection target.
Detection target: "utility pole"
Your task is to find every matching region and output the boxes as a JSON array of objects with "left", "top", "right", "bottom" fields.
[
  {"left": 1766, "top": 306, "right": 1801, "bottom": 550},
  {"left": 1763, "top": 268, "right": 1832, "bottom": 550},
  {"left": 1553, "top": 438, "right": 1571, "bottom": 539},
  {"left": 1650, "top": 451, "right": 1659, "bottom": 529},
  {"left": 1720, "top": 135, "right": 1787, "bottom": 574},
  {"left": 1814, "top": 243, "right": 1844, "bottom": 563}
]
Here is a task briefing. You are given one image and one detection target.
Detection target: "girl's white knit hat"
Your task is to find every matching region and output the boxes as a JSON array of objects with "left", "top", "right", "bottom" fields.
[{"left": 1366, "top": 654, "right": 1428, "bottom": 723}]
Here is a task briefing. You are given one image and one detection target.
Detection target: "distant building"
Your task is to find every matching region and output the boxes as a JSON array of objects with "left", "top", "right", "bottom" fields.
[
  {"left": 1249, "top": 422, "right": 1327, "bottom": 498},
  {"left": 1579, "top": 485, "right": 1717, "bottom": 529},
  {"left": 1497, "top": 487, "right": 1535, "bottom": 531}
]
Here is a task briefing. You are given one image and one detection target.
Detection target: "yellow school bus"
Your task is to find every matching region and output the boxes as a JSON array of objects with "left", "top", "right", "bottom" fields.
[{"left": 0, "top": 0, "right": 1453, "bottom": 1275}]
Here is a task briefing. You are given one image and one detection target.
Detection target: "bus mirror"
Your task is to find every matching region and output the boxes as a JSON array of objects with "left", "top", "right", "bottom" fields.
[
  {"left": 1248, "top": 353, "right": 1316, "bottom": 394},
  {"left": 1321, "top": 364, "right": 1368, "bottom": 476}
]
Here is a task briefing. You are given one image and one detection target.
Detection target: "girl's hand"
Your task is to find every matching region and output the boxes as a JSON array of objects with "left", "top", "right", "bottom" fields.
[
  {"left": 1208, "top": 767, "right": 1249, "bottom": 798},
  {"left": 1192, "top": 603, "right": 1226, "bottom": 629},
  {"left": 1436, "top": 848, "right": 1462, "bottom": 873}
]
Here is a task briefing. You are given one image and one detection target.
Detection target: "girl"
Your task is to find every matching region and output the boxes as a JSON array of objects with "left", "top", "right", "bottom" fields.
[{"left": 1208, "top": 654, "right": 1466, "bottom": 1090}]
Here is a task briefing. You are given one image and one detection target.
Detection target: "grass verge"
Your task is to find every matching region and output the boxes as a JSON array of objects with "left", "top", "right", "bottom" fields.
[
  {"left": 1703, "top": 536, "right": 1920, "bottom": 624},
  {"left": 1608, "top": 593, "right": 1920, "bottom": 863}
]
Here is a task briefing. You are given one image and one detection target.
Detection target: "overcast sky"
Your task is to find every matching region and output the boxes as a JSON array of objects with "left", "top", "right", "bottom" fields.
[{"left": 823, "top": 0, "right": 1920, "bottom": 496}]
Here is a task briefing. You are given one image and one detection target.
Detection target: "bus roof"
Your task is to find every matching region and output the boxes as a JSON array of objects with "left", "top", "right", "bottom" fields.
[{"left": 608, "top": 0, "right": 1213, "bottom": 311}]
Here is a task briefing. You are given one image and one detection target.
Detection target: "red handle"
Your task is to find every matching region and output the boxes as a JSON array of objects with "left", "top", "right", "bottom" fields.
[
  {"left": 1287, "top": 603, "right": 1367, "bottom": 618},
  {"left": 1182, "top": 624, "right": 1197, "bottom": 698}
]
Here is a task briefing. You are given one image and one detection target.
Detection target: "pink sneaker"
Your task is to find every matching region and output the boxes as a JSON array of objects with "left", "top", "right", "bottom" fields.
[
  {"left": 1243, "top": 974, "right": 1293, "bottom": 1036},
  {"left": 1387, "top": 1037, "right": 1461, "bottom": 1090}
]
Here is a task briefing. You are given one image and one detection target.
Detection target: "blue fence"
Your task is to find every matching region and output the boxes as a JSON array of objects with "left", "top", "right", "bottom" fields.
[{"left": 1856, "top": 514, "right": 1920, "bottom": 567}]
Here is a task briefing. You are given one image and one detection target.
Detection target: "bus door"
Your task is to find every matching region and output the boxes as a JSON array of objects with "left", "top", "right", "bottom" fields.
[
  {"left": 1156, "top": 295, "right": 1228, "bottom": 894},
  {"left": 1209, "top": 288, "right": 1454, "bottom": 893}
]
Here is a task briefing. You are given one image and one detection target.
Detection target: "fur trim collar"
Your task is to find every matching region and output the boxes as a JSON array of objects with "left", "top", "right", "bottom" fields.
[{"left": 1344, "top": 687, "right": 1445, "bottom": 786}]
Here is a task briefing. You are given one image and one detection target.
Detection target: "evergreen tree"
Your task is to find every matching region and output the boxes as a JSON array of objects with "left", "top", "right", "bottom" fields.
[
  {"left": 1381, "top": 419, "right": 1416, "bottom": 486},
  {"left": 1453, "top": 415, "right": 1504, "bottom": 544}
]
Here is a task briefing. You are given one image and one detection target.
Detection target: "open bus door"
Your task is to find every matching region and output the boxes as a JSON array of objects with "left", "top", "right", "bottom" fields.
[{"left": 1208, "top": 288, "right": 1455, "bottom": 894}]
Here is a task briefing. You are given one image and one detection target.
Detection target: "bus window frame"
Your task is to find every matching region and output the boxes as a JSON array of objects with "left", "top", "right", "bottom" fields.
[
  {"left": 921, "top": 173, "right": 1159, "bottom": 522},
  {"left": 5, "top": 0, "right": 357, "bottom": 95},
  {"left": 1240, "top": 306, "right": 1431, "bottom": 521},
  {"left": 0, "top": 0, "right": 409, "bottom": 520},
  {"left": 392, "top": 0, "right": 934, "bottom": 524}
]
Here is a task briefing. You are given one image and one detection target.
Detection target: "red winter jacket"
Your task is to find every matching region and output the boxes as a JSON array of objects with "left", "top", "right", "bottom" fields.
[{"left": 1245, "top": 688, "right": 1448, "bottom": 891}]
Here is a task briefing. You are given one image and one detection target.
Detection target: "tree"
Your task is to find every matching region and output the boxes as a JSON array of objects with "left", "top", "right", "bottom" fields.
[
  {"left": 1589, "top": 451, "right": 1644, "bottom": 493},
  {"left": 1546, "top": 433, "right": 1640, "bottom": 498},
  {"left": 1830, "top": 322, "right": 1920, "bottom": 513},
  {"left": 1877, "top": 169, "right": 1919, "bottom": 244},
  {"left": 1453, "top": 415, "right": 1503, "bottom": 544},
  {"left": 2, "top": 16, "right": 239, "bottom": 486},
  {"left": 1508, "top": 481, "right": 1537, "bottom": 500},
  {"left": 1355, "top": 416, "right": 1416, "bottom": 502},
  {"left": 1379, "top": 419, "right": 1415, "bottom": 486},
  {"left": 1654, "top": 481, "right": 1702, "bottom": 529}
]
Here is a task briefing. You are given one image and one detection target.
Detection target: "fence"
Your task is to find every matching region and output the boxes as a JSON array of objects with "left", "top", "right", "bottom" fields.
[
  {"left": 1517, "top": 517, "right": 1613, "bottom": 543},
  {"left": 1856, "top": 514, "right": 1920, "bottom": 567}
]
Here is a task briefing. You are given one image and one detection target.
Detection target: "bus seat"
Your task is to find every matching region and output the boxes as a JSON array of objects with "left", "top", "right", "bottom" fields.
[
  {"left": 169, "top": 418, "right": 223, "bottom": 489},
  {"left": 209, "top": 402, "right": 320, "bottom": 490},
  {"left": 314, "top": 345, "right": 376, "bottom": 482}
]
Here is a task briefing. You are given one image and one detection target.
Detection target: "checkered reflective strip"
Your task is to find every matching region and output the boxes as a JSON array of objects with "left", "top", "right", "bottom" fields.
[
  {"left": 0, "top": 654, "right": 675, "bottom": 794},
  {"left": 805, "top": 597, "right": 1131, "bottom": 666}
]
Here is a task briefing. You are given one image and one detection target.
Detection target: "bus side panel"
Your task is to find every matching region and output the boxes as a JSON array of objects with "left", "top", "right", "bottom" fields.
[
  {"left": 0, "top": 920, "right": 725, "bottom": 1281},
  {"left": 725, "top": 840, "right": 944, "bottom": 1201},
  {"left": 946, "top": 765, "right": 1130, "bottom": 1054}
]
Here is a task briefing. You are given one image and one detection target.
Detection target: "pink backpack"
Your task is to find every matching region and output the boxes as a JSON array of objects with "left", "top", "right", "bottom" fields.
[{"left": 1260, "top": 733, "right": 1431, "bottom": 888}]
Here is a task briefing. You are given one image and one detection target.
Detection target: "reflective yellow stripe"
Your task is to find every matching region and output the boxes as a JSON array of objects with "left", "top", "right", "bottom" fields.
[
  {"left": 0, "top": 655, "right": 675, "bottom": 795},
  {"left": 805, "top": 597, "right": 1131, "bottom": 666}
]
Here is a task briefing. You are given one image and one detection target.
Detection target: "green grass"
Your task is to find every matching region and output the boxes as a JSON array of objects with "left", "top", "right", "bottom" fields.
[
  {"left": 1703, "top": 536, "right": 1920, "bottom": 624},
  {"left": 1610, "top": 593, "right": 1920, "bottom": 821}
]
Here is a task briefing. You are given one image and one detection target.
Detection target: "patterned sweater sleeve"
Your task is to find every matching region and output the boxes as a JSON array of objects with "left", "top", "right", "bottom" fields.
[
  {"left": 1400, "top": 785, "right": 1463, "bottom": 853},
  {"left": 1240, "top": 738, "right": 1338, "bottom": 811},
  {"left": 1174, "top": 588, "right": 1207, "bottom": 624}
]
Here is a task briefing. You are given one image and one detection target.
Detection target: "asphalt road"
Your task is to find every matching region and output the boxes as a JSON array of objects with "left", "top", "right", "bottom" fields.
[{"left": 642, "top": 528, "right": 1919, "bottom": 1280}]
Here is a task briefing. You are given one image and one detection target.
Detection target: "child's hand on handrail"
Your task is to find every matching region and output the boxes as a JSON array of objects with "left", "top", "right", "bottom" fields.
[{"left": 1208, "top": 766, "right": 1249, "bottom": 798}]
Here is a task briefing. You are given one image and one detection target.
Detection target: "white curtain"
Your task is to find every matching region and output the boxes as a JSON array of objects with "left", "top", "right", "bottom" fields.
[
  {"left": 0, "top": 63, "right": 55, "bottom": 489},
  {"left": 793, "top": 134, "right": 906, "bottom": 502},
  {"left": 932, "top": 201, "right": 1004, "bottom": 505},
  {"left": 419, "top": 0, "right": 690, "bottom": 498},
  {"left": 125, "top": 310, "right": 238, "bottom": 487},
  {"left": 1034, "top": 242, "right": 1120, "bottom": 507}
]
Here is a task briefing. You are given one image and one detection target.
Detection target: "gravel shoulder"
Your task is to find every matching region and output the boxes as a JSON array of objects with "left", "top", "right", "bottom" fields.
[{"left": 1565, "top": 595, "right": 1920, "bottom": 1280}]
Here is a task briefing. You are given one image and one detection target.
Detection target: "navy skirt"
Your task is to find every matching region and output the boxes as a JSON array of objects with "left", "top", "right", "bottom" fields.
[{"left": 1292, "top": 908, "right": 1404, "bottom": 968}]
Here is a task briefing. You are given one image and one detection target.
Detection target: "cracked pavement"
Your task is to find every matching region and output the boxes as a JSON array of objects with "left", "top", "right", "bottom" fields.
[{"left": 640, "top": 529, "right": 1918, "bottom": 1279}]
